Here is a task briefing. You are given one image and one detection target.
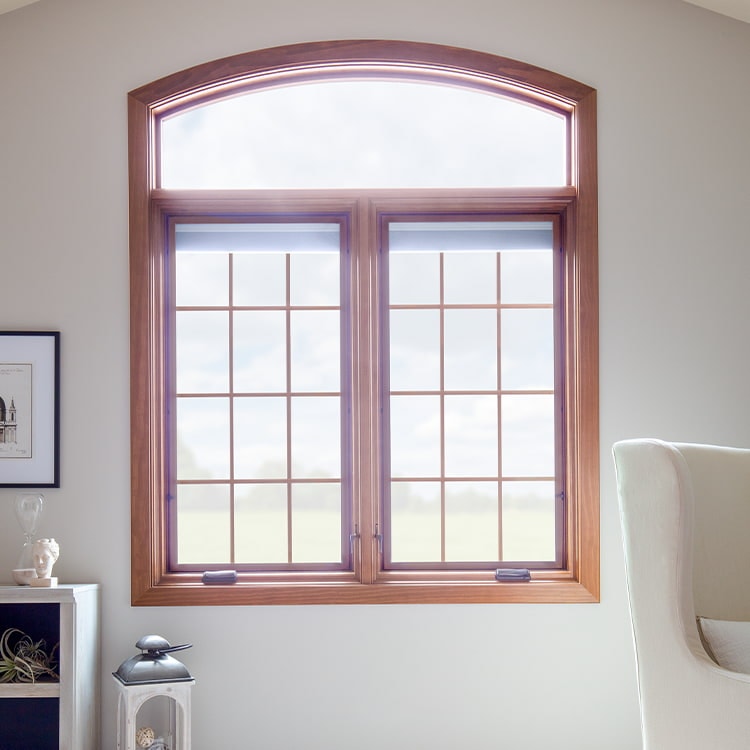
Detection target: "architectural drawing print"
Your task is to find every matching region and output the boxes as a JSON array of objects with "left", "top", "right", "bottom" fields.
[{"left": 0, "top": 364, "right": 32, "bottom": 458}]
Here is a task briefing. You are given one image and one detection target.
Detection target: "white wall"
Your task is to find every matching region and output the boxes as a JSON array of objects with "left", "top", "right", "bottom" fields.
[{"left": 1, "top": 0, "right": 749, "bottom": 747}]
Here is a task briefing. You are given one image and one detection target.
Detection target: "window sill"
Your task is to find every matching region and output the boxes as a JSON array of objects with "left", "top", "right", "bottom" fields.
[{"left": 132, "top": 573, "right": 599, "bottom": 606}]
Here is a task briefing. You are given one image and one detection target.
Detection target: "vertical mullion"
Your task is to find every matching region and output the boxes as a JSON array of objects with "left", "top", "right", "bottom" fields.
[
  {"left": 228, "top": 252, "right": 236, "bottom": 564},
  {"left": 360, "top": 203, "right": 380, "bottom": 583},
  {"left": 439, "top": 252, "right": 446, "bottom": 563},
  {"left": 168, "top": 224, "right": 178, "bottom": 570},
  {"left": 339, "top": 223, "right": 350, "bottom": 569},
  {"left": 341, "top": 210, "right": 361, "bottom": 576},
  {"left": 553, "top": 219, "right": 566, "bottom": 568},
  {"left": 496, "top": 250, "right": 503, "bottom": 562},
  {"left": 285, "top": 252, "right": 293, "bottom": 564}
]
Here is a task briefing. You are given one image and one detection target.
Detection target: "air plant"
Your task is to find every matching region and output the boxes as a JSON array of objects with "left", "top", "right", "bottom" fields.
[{"left": 0, "top": 628, "right": 59, "bottom": 683}]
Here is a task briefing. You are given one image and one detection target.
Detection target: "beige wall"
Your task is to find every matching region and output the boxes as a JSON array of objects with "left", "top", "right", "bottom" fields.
[{"left": 1, "top": 0, "right": 749, "bottom": 747}]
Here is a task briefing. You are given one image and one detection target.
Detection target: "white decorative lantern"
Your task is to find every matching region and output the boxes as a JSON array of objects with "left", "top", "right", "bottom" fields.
[{"left": 113, "top": 635, "right": 195, "bottom": 750}]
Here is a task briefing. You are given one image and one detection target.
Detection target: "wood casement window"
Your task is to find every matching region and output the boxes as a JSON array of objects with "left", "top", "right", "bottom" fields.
[{"left": 129, "top": 40, "right": 599, "bottom": 605}]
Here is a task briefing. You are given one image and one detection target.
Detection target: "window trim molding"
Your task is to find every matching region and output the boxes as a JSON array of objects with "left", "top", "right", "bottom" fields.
[{"left": 129, "top": 40, "right": 599, "bottom": 606}]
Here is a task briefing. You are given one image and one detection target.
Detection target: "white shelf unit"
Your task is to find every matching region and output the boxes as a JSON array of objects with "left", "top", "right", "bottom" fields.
[{"left": 0, "top": 583, "right": 100, "bottom": 750}]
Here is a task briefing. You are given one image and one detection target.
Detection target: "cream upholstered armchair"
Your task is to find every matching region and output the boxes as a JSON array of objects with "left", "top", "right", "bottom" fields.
[{"left": 613, "top": 439, "right": 750, "bottom": 750}]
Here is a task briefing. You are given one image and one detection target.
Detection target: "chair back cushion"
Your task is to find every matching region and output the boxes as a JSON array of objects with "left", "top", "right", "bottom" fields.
[{"left": 676, "top": 443, "right": 750, "bottom": 621}]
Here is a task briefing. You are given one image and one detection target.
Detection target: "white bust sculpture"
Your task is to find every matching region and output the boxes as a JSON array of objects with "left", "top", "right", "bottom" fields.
[{"left": 30, "top": 538, "right": 59, "bottom": 587}]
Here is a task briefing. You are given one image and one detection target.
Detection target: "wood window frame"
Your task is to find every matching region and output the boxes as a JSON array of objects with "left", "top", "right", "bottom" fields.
[{"left": 128, "top": 40, "right": 599, "bottom": 606}]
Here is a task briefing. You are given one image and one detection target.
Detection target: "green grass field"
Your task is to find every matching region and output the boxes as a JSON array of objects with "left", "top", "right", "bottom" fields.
[{"left": 177, "top": 508, "right": 555, "bottom": 565}]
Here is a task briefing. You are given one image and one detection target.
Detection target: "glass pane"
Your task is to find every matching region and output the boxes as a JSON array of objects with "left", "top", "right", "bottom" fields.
[
  {"left": 291, "top": 483, "right": 342, "bottom": 563},
  {"left": 177, "top": 222, "right": 338, "bottom": 252},
  {"left": 175, "top": 250, "right": 228, "bottom": 307},
  {"left": 290, "top": 396, "right": 341, "bottom": 479},
  {"left": 389, "top": 395, "right": 441, "bottom": 477},
  {"left": 233, "top": 252, "right": 286, "bottom": 307},
  {"left": 176, "top": 397, "right": 230, "bottom": 480},
  {"left": 501, "top": 481, "right": 556, "bottom": 561},
  {"left": 178, "top": 222, "right": 341, "bottom": 303},
  {"left": 390, "top": 481, "right": 441, "bottom": 562},
  {"left": 501, "top": 394, "right": 555, "bottom": 477},
  {"left": 233, "top": 397, "right": 287, "bottom": 479},
  {"left": 235, "top": 483, "right": 288, "bottom": 564},
  {"left": 290, "top": 251, "right": 339, "bottom": 306},
  {"left": 176, "top": 484, "right": 230, "bottom": 563},
  {"left": 444, "top": 395, "right": 498, "bottom": 477},
  {"left": 162, "top": 80, "right": 566, "bottom": 188},
  {"left": 445, "top": 482, "right": 499, "bottom": 561},
  {"left": 443, "top": 252, "right": 497, "bottom": 304},
  {"left": 501, "top": 249, "right": 553, "bottom": 304},
  {"left": 176, "top": 311, "right": 229, "bottom": 393},
  {"left": 290, "top": 310, "right": 340, "bottom": 392},
  {"left": 388, "top": 251, "right": 439, "bottom": 304},
  {"left": 233, "top": 311, "right": 286, "bottom": 392},
  {"left": 389, "top": 310, "right": 440, "bottom": 391},
  {"left": 389, "top": 222, "right": 553, "bottom": 253},
  {"left": 384, "top": 219, "right": 559, "bottom": 566},
  {"left": 501, "top": 309, "right": 554, "bottom": 390},
  {"left": 443, "top": 309, "right": 497, "bottom": 391}
]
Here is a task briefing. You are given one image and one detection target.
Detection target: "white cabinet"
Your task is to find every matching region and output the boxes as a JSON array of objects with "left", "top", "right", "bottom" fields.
[{"left": 0, "top": 584, "right": 100, "bottom": 750}]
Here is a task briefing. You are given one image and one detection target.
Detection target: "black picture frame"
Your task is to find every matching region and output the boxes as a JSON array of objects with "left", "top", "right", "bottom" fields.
[{"left": 0, "top": 331, "right": 60, "bottom": 487}]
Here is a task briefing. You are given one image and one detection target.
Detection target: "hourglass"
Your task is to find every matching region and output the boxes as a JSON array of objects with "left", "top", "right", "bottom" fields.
[{"left": 12, "top": 492, "right": 44, "bottom": 585}]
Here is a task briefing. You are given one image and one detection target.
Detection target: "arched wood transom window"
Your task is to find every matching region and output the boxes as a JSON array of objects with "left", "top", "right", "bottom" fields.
[{"left": 129, "top": 40, "right": 598, "bottom": 606}]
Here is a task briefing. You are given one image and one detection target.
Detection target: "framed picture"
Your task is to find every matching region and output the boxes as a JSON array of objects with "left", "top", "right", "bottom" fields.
[{"left": 0, "top": 331, "right": 60, "bottom": 487}]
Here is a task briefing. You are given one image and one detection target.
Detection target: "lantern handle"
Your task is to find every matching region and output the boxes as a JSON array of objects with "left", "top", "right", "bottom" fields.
[
  {"left": 160, "top": 642, "right": 192, "bottom": 654},
  {"left": 135, "top": 634, "right": 193, "bottom": 654}
]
